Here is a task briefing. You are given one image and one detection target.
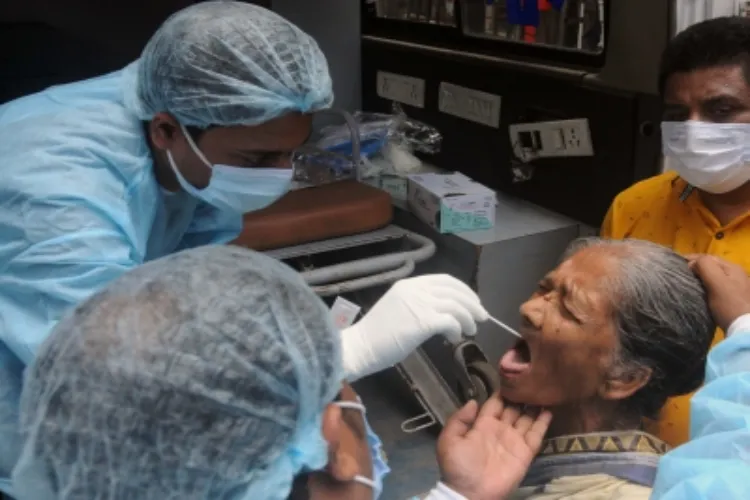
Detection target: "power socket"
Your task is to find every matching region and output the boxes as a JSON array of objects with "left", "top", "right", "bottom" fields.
[
  {"left": 560, "top": 120, "right": 592, "bottom": 155},
  {"left": 509, "top": 118, "right": 594, "bottom": 160}
]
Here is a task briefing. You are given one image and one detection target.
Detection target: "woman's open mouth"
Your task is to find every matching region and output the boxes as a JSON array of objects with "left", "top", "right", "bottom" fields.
[{"left": 499, "top": 338, "right": 532, "bottom": 378}]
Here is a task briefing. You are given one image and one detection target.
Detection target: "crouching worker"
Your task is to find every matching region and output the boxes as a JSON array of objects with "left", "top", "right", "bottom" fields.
[{"left": 10, "top": 245, "right": 550, "bottom": 500}]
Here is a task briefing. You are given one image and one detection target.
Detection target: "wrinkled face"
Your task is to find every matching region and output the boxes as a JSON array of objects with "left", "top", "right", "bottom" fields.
[
  {"left": 149, "top": 112, "right": 313, "bottom": 189},
  {"left": 663, "top": 64, "right": 750, "bottom": 124},
  {"left": 499, "top": 247, "right": 621, "bottom": 407}
]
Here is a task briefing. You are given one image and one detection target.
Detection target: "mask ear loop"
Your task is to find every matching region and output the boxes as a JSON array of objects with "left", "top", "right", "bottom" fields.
[
  {"left": 335, "top": 401, "right": 366, "bottom": 413},
  {"left": 179, "top": 124, "right": 213, "bottom": 169},
  {"left": 334, "top": 400, "right": 374, "bottom": 492},
  {"left": 352, "top": 475, "right": 376, "bottom": 490}
]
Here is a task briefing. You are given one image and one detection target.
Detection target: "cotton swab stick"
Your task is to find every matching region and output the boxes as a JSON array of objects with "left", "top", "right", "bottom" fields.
[{"left": 488, "top": 314, "right": 523, "bottom": 339}]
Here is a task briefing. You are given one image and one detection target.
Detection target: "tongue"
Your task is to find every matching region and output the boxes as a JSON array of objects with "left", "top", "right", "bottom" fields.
[{"left": 501, "top": 347, "right": 530, "bottom": 373}]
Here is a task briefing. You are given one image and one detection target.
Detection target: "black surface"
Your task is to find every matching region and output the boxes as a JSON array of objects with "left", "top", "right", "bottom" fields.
[
  {"left": 0, "top": 1, "right": 272, "bottom": 104},
  {"left": 361, "top": 39, "right": 663, "bottom": 227},
  {"left": 361, "top": 1, "right": 608, "bottom": 69}
]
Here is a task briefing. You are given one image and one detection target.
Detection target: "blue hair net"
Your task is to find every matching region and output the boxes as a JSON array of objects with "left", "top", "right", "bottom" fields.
[
  {"left": 12, "top": 246, "right": 343, "bottom": 500},
  {"left": 127, "top": 1, "right": 334, "bottom": 128}
]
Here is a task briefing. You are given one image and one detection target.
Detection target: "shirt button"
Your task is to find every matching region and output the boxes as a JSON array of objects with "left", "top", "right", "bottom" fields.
[{"left": 716, "top": 231, "right": 725, "bottom": 240}]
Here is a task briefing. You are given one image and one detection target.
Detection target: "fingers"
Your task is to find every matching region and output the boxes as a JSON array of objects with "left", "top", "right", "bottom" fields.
[
  {"left": 432, "top": 299, "right": 478, "bottom": 337},
  {"left": 683, "top": 253, "right": 702, "bottom": 264},
  {"left": 512, "top": 409, "right": 538, "bottom": 435},
  {"left": 690, "top": 255, "right": 733, "bottom": 283},
  {"left": 443, "top": 400, "right": 479, "bottom": 438},
  {"left": 419, "top": 276, "right": 490, "bottom": 323},
  {"left": 430, "top": 285, "right": 489, "bottom": 324},
  {"left": 477, "top": 391, "right": 506, "bottom": 420},
  {"left": 418, "top": 274, "right": 479, "bottom": 299},
  {"left": 432, "top": 313, "right": 466, "bottom": 343},
  {"left": 524, "top": 410, "right": 553, "bottom": 452},
  {"left": 500, "top": 404, "right": 522, "bottom": 428}
]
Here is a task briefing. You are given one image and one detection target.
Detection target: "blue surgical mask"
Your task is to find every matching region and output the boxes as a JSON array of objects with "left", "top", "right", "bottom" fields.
[
  {"left": 335, "top": 399, "right": 390, "bottom": 499},
  {"left": 166, "top": 124, "right": 292, "bottom": 214},
  {"left": 240, "top": 398, "right": 389, "bottom": 500}
]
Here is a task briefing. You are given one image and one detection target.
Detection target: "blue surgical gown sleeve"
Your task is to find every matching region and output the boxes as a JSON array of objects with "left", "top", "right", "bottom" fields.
[
  {"left": 0, "top": 103, "right": 153, "bottom": 365},
  {"left": 0, "top": 65, "right": 162, "bottom": 495},
  {"left": 651, "top": 315, "right": 750, "bottom": 499},
  {"left": 175, "top": 202, "right": 244, "bottom": 251},
  {"left": 0, "top": 206, "right": 140, "bottom": 365}
]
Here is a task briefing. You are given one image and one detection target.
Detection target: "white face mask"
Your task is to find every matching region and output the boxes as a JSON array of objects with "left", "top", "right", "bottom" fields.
[
  {"left": 661, "top": 121, "right": 750, "bottom": 194},
  {"left": 167, "top": 124, "right": 293, "bottom": 214}
]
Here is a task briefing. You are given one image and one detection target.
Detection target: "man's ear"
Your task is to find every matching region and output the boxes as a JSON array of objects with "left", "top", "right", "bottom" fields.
[
  {"left": 599, "top": 365, "right": 652, "bottom": 401},
  {"left": 148, "top": 112, "right": 182, "bottom": 151},
  {"left": 321, "top": 404, "right": 358, "bottom": 482}
]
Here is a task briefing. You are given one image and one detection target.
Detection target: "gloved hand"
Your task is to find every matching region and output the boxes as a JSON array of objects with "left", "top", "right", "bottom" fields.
[{"left": 341, "top": 274, "right": 489, "bottom": 381}]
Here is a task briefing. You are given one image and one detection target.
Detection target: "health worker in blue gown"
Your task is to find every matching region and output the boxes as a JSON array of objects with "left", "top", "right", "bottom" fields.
[{"left": 0, "top": 2, "right": 492, "bottom": 496}]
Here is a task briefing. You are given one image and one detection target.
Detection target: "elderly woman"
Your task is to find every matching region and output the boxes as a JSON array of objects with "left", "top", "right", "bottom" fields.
[{"left": 501, "top": 237, "right": 716, "bottom": 499}]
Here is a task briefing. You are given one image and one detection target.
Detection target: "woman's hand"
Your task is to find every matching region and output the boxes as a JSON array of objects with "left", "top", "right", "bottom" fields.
[{"left": 436, "top": 393, "right": 552, "bottom": 500}]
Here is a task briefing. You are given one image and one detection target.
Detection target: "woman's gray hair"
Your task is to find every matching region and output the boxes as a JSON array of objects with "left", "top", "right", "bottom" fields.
[{"left": 563, "top": 237, "right": 715, "bottom": 418}]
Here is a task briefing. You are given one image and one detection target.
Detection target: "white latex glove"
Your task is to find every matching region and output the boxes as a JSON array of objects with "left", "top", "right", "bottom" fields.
[{"left": 341, "top": 274, "right": 489, "bottom": 381}]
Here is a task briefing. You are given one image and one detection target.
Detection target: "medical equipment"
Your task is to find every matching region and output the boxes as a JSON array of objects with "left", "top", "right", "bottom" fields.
[{"left": 488, "top": 314, "right": 522, "bottom": 339}]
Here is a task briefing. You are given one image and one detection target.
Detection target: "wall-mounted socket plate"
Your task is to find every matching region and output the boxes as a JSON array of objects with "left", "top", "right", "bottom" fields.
[
  {"left": 376, "top": 71, "right": 425, "bottom": 108},
  {"left": 438, "top": 82, "right": 501, "bottom": 129},
  {"left": 509, "top": 119, "right": 594, "bottom": 161}
]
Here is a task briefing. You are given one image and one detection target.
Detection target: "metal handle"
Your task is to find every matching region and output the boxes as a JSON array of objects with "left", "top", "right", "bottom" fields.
[
  {"left": 312, "top": 259, "right": 415, "bottom": 296},
  {"left": 401, "top": 411, "right": 437, "bottom": 433},
  {"left": 300, "top": 231, "right": 436, "bottom": 286}
]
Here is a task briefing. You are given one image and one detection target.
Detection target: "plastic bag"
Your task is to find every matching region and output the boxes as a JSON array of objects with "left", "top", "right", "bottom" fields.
[
  {"left": 293, "top": 105, "right": 442, "bottom": 187},
  {"left": 316, "top": 104, "right": 442, "bottom": 160}
]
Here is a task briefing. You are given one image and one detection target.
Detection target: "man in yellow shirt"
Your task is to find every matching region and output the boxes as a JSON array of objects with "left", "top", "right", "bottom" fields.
[{"left": 602, "top": 16, "right": 750, "bottom": 448}]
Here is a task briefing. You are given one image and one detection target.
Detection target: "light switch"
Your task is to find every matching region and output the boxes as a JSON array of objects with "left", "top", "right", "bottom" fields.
[{"left": 553, "top": 129, "right": 565, "bottom": 150}]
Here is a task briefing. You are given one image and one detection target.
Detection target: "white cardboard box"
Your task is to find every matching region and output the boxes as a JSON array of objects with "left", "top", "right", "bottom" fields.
[{"left": 407, "top": 172, "right": 496, "bottom": 233}]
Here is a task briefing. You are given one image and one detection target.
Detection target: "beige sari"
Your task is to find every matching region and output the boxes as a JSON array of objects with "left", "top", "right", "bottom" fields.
[{"left": 509, "top": 430, "right": 669, "bottom": 500}]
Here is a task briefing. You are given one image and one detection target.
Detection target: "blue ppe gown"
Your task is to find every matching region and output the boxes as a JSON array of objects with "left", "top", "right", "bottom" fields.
[
  {"left": 0, "top": 63, "right": 243, "bottom": 496},
  {"left": 651, "top": 316, "right": 750, "bottom": 499}
]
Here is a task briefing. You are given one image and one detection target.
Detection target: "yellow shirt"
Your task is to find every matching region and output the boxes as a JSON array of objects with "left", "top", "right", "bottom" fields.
[{"left": 601, "top": 171, "right": 750, "bottom": 447}]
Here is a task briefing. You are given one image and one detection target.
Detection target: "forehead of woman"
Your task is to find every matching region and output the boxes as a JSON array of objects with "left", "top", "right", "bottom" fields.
[{"left": 552, "top": 246, "right": 629, "bottom": 320}]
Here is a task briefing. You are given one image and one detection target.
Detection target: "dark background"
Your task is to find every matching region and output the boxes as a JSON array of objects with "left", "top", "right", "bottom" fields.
[{"left": 0, "top": 0, "right": 271, "bottom": 103}]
